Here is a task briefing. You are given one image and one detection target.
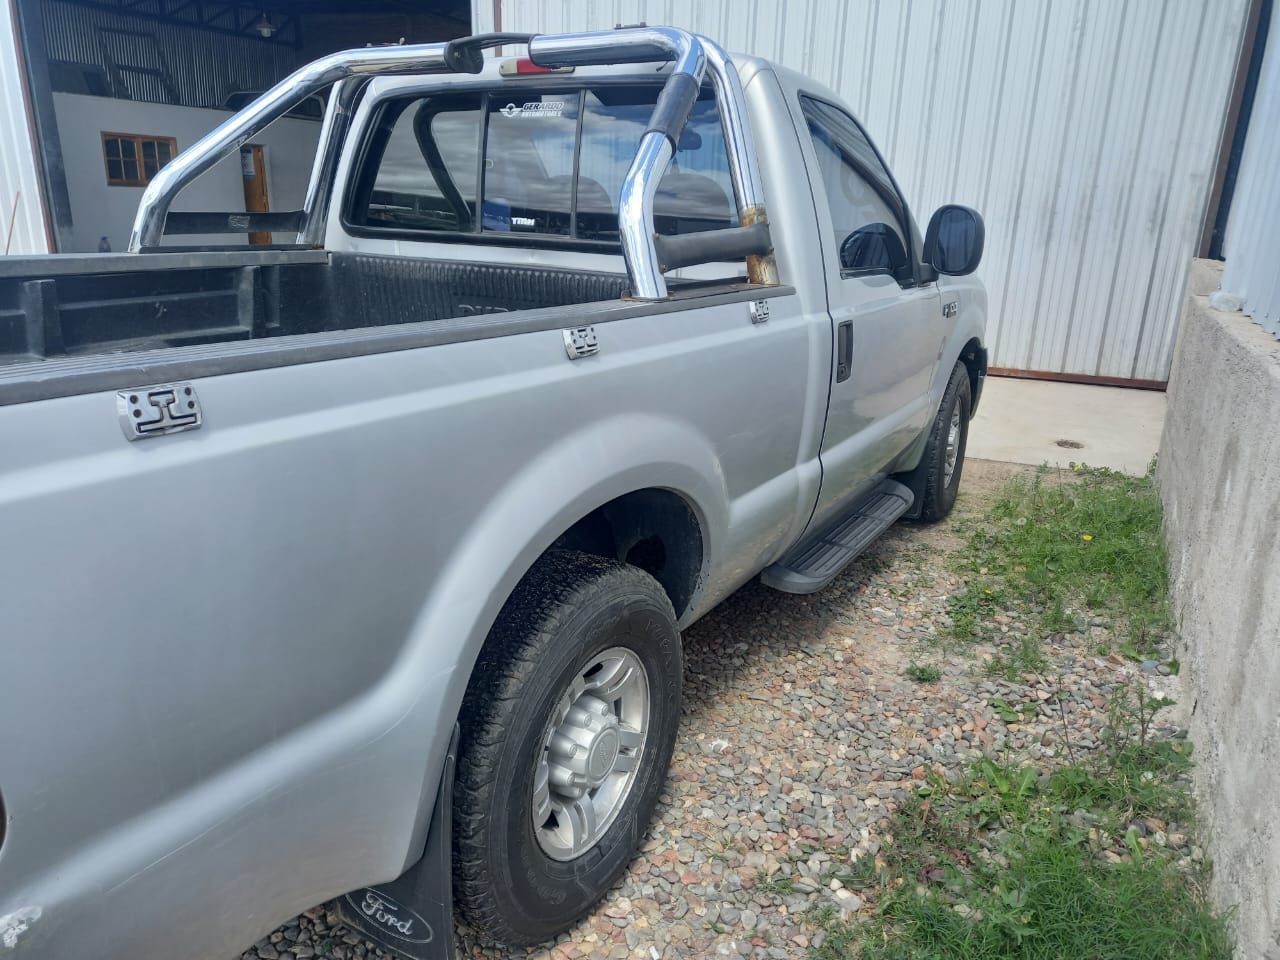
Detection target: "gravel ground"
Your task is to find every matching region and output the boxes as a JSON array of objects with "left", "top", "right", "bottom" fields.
[{"left": 242, "top": 460, "right": 1180, "bottom": 960}]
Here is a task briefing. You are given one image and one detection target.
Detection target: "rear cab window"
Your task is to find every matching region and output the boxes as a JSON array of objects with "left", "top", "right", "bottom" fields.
[{"left": 346, "top": 83, "right": 739, "bottom": 248}]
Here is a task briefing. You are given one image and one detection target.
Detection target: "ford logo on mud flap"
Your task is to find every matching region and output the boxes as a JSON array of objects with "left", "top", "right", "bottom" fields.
[{"left": 344, "top": 889, "right": 434, "bottom": 944}]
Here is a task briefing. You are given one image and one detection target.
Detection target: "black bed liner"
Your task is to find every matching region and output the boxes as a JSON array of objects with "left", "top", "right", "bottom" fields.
[{"left": 0, "top": 251, "right": 639, "bottom": 366}]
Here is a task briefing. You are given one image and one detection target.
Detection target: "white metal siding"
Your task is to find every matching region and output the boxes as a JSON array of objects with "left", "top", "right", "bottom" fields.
[
  {"left": 1222, "top": 4, "right": 1280, "bottom": 338},
  {"left": 1, "top": 0, "right": 50, "bottom": 255},
  {"left": 478, "top": 0, "right": 1250, "bottom": 381}
]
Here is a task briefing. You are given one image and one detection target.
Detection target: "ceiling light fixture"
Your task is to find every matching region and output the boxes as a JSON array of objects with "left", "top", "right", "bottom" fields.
[{"left": 252, "top": 12, "right": 276, "bottom": 39}]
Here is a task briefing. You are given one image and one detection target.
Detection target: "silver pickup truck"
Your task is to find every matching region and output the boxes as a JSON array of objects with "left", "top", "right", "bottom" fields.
[{"left": 0, "top": 26, "right": 986, "bottom": 960}]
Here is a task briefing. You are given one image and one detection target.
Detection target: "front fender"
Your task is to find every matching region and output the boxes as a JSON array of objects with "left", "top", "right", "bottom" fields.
[
  {"left": 898, "top": 278, "right": 988, "bottom": 471},
  {"left": 934, "top": 275, "right": 987, "bottom": 408}
]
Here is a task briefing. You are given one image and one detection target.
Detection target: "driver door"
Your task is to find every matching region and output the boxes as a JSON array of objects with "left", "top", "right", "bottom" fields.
[{"left": 797, "top": 95, "right": 942, "bottom": 532}]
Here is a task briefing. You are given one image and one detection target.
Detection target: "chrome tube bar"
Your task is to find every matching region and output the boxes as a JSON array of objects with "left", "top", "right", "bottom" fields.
[
  {"left": 527, "top": 25, "right": 704, "bottom": 76},
  {"left": 697, "top": 37, "right": 764, "bottom": 214},
  {"left": 130, "top": 27, "right": 778, "bottom": 300},
  {"left": 617, "top": 133, "right": 675, "bottom": 299},
  {"left": 531, "top": 27, "right": 708, "bottom": 299},
  {"left": 129, "top": 43, "right": 452, "bottom": 252},
  {"left": 297, "top": 76, "right": 369, "bottom": 248},
  {"left": 698, "top": 36, "right": 778, "bottom": 285}
]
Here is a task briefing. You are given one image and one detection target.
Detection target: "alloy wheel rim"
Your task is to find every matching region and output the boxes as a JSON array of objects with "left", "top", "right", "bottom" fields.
[
  {"left": 944, "top": 404, "right": 962, "bottom": 485},
  {"left": 533, "top": 646, "right": 650, "bottom": 861}
]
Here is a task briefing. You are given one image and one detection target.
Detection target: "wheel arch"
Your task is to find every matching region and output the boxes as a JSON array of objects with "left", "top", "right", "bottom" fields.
[
  {"left": 549, "top": 487, "right": 706, "bottom": 620},
  {"left": 392, "top": 415, "right": 725, "bottom": 869},
  {"left": 959, "top": 336, "right": 987, "bottom": 416}
]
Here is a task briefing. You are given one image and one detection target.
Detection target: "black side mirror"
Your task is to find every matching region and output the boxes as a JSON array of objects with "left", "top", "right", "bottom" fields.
[
  {"left": 676, "top": 127, "right": 703, "bottom": 151},
  {"left": 924, "top": 205, "right": 984, "bottom": 276},
  {"left": 839, "top": 222, "right": 909, "bottom": 281}
]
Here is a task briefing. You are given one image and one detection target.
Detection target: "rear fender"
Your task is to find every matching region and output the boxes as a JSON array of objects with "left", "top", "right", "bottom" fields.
[{"left": 394, "top": 412, "right": 724, "bottom": 862}]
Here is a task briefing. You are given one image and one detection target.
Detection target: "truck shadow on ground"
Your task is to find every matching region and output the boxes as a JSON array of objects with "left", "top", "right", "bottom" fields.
[{"left": 677, "top": 524, "right": 925, "bottom": 709}]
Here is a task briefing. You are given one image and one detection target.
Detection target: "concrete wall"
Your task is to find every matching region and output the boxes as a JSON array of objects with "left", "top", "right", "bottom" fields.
[
  {"left": 1158, "top": 258, "right": 1280, "bottom": 960},
  {"left": 1220, "top": 0, "right": 1280, "bottom": 337},
  {"left": 51, "top": 93, "right": 321, "bottom": 252}
]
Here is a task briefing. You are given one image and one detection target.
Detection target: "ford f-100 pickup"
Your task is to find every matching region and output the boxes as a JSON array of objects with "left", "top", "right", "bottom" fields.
[{"left": 0, "top": 26, "right": 987, "bottom": 960}]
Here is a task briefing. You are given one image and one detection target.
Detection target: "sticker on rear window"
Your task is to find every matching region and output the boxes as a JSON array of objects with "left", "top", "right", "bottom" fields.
[{"left": 499, "top": 101, "right": 568, "bottom": 119}]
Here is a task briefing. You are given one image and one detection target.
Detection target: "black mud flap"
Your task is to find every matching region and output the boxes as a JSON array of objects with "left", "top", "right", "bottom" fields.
[{"left": 335, "top": 726, "right": 459, "bottom": 960}]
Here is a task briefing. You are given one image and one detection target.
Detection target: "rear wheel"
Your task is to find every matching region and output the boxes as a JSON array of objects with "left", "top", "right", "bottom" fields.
[
  {"left": 453, "top": 551, "right": 682, "bottom": 947},
  {"left": 914, "top": 361, "right": 972, "bottom": 522}
]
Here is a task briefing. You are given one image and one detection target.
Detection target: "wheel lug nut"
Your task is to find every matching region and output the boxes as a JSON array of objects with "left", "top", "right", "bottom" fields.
[{"left": 549, "top": 766, "right": 581, "bottom": 791}]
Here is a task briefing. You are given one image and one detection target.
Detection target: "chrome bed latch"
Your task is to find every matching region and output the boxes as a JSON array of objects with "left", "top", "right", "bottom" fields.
[
  {"left": 563, "top": 326, "right": 599, "bottom": 360},
  {"left": 117, "top": 382, "right": 203, "bottom": 441}
]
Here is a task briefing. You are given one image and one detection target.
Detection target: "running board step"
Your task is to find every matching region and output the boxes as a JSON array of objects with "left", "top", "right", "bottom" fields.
[{"left": 761, "top": 479, "right": 914, "bottom": 594}]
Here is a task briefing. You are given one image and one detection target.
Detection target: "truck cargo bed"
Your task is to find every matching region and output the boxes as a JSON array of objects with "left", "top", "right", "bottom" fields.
[{"left": 0, "top": 250, "right": 630, "bottom": 366}]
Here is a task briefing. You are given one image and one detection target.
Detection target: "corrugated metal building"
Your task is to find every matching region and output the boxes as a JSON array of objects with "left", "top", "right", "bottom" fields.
[
  {"left": 1221, "top": 1, "right": 1279, "bottom": 337},
  {"left": 38, "top": 0, "right": 302, "bottom": 109},
  {"left": 475, "top": 0, "right": 1254, "bottom": 383},
  {"left": 1, "top": 2, "right": 49, "bottom": 254},
  {"left": 0, "top": 0, "right": 1266, "bottom": 379}
]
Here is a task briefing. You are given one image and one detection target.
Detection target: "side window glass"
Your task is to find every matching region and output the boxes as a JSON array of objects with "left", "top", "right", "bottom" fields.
[{"left": 800, "top": 97, "right": 911, "bottom": 282}]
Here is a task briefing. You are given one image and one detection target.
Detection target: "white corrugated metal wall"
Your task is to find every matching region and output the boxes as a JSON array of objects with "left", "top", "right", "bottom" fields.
[
  {"left": 476, "top": 0, "right": 1251, "bottom": 382},
  {"left": 1, "top": 0, "right": 50, "bottom": 255},
  {"left": 1221, "top": 3, "right": 1280, "bottom": 338}
]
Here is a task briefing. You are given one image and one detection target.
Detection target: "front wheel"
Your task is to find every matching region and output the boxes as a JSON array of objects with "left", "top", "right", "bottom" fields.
[
  {"left": 913, "top": 361, "right": 972, "bottom": 522},
  {"left": 453, "top": 551, "right": 682, "bottom": 947}
]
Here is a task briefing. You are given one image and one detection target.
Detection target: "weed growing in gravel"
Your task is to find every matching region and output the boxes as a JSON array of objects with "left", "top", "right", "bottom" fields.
[
  {"left": 949, "top": 464, "right": 1170, "bottom": 652},
  {"left": 755, "top": 874, "right": 798, "bottom": 897},
  {"left": 945, "top": 584, "right": 1007, "bottom": 641},
  {"left": 983, "top": 634, "right": 1048, "bottom": 680},
  {"left": 809, "top": 690, "right": 1230, "bottom": 960},
  {"left": 905, "top": 663, "right": 943, "bottom": 683}
]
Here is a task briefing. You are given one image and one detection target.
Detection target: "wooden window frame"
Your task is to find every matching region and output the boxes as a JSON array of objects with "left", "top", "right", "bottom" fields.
[{"left": 101, "top": 132, "right": 178, "bottom": 188}]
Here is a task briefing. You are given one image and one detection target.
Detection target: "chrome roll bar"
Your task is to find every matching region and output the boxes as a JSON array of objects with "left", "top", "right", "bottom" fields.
[
  {"left": 297, "top": 76, "right": 370, "bottom": 249},
  {"left": 698, "top": 36, "right": 778, "bottom": 286},
  {"left": 129, "top": 27, "right": 777, "bottom": 299},
  {"left": 617, "top": 131, "right": 676, "bottom": 298},
  {"left": 531, "top": 27, "right": 707, "bottom": 300},
  {"left": 128, "top": 42, "right": 453, "bottom": 252},
  {"left": 527, "top": 25, "right": 703, "bottom": 74}
]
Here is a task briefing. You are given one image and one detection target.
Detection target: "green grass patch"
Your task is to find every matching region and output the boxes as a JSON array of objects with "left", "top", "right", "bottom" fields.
[
  {"left": 905, "top": 663, "right": 943, "bottom": 683},
  {"left": 949, "top": 463, "right": 1170, "bottom": 651},
  {"left": 809, "top": 689, "right": 1229, "bottom": 960},
  {"left": 831, "top": 842, "right": 1228, "bottom": 960}
]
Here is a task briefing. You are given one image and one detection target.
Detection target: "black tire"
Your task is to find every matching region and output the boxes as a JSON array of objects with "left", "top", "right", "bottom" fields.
[
  {"left": 453, "top": 550, "right": 682, "bottom": 947},
  {"left": 915, "top": 361, "right": 972, "bottom": 522}
]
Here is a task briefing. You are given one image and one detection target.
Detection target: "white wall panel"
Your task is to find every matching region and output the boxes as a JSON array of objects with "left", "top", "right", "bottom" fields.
[
  {"left": 0, "top": 0, "right": 50, "bottom": 255},
  {"left": 477, "top": 0, "right": 1251, "bottom": 380},
  {"left": 1222, "top": 2, "right": 1280, "bottom": 338},
  {"left": 52, "top": 94, "right": 321, "bottom": 253}
]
